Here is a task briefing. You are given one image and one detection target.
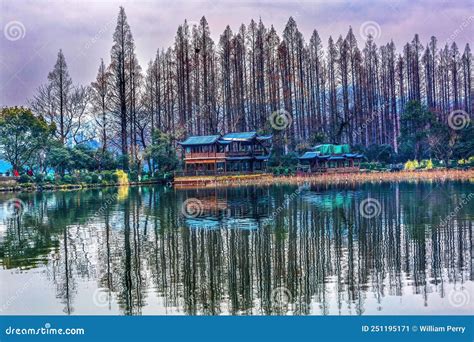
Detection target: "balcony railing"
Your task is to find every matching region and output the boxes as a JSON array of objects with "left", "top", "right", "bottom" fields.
[
  {"left": 226, "top": 151, "right": 251, "bottom": 157},
  {"left": 184, "top": 150, "right": 268, "bottom": 160},
  {"left": 185, "top": 152, "right": 226, "bottom": 159},
  {"left": 175, "top": 170, "right": 267, "bottom": 177}
]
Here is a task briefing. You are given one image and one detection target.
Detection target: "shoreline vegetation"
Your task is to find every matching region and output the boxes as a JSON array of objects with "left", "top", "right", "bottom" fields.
[
  {"left": 0, "top": 179, "right": 166, "bottom": 193},
  {"left": 175, "top": 169, "right": 474, "bottom": 189},
  {"left": 1, "top": 169, "right": 473, "bottom": 193}
]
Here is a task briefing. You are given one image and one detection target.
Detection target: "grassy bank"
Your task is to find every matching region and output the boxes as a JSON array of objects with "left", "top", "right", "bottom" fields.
[
  {"left": 174, "top": 169, "right": 474, "bottom": 189},
  {"left": 0, "top": 179, "right": 166, "bottom": 193},
  {"left": 2, "top": 169, "right": 473, "bottom": 192}
]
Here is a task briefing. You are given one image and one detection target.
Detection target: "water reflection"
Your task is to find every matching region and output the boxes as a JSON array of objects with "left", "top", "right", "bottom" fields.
[{"left": 0, "top": 182, "right": 472, "bottom": 315}]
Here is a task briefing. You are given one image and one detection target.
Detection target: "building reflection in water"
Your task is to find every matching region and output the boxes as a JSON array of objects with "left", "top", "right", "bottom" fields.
[{"left": 0, "top": 182, "right": 472, "bottom": 315}]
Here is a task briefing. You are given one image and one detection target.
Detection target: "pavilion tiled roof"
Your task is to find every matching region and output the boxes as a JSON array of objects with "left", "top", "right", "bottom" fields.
[
  {"left": 179, "top": 135, "right": 221, "bottom": 146},
  {"left": 221, "top": 132, "right": 257, "bottom": 141}
]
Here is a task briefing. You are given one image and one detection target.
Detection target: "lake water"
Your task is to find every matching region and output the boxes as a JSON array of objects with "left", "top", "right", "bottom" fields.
[{"left": 0, "top": 182, "right": 473, "bottom": 315}]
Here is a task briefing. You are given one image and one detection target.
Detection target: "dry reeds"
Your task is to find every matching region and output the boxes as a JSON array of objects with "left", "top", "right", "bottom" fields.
[{"left": 174, "top": 169, "right": 474, "bottom": 189}]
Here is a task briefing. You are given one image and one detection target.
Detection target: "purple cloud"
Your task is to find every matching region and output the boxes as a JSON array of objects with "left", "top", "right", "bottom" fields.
[{"left": 1, "top": 0, "right": 472, "bottom": 106}]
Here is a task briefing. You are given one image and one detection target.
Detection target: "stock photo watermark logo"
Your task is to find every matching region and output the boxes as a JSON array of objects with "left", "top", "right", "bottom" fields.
[
  {"left": 359, "top": 198, "right": 381, "bottom": 219},
  {"left": 92, "top": 288, "right": 111, "bottom": 308},
  {"left": 263, "top": 187, "right": 302, "bottom": 226},
  {"left": 4, "top": 198, "right": 26, "bottom": 218},
  {"left": 438, "top": 193, "right": 474, "bottom": 228},
  {"left": 271, "top": 286, "right": 292, "bottom": 310},
  {"left": 84, "top": 193, "right": 118, "bottom": 226},
  {"left": 269, "top": 109, "right": 292, "bottom": 131},
  {"left": 359, "top": 21, "right": 381, "bottom": 41},
  {"left": 3, "top": 20, "right": 26, "bottom": 41},
  {"left": 447, "top": 109, "right": 470, "bottom": 130},
  {"left": 446, "top": 15, "right": 474, "bottom": 46},
  {"left": 5, "top": 322, "right": 85, "bottom": 336},
  {"left": 181, "top": 198, "right": 204, "bottom": 218},
  {"left": 448, "top": 288, "right": 470, "bottom": 308},
  {"left": 354, "top": 111, "right": 381, "bottom": 139},
  {"left": 81, "top": 18, "right": 115, "bottom": 55}
]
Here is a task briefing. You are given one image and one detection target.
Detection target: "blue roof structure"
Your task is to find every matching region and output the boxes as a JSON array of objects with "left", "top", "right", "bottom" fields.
[
  {"left": 299, "top": 152, "right": 319, "bottom": 160},
  {"left": 180, "top": 132, "right": 272, "bottom": 146},
  {"left": 298, "top": 152, "right": 330, "bottom": 160},
  {"left": 221, "top": 132, "right": 257, "bottom": 141},
  {"left": 344, "top": 153, "right": 364, "bottom": 159},
  {"left": 299, "top": 147, "right": 364, "bottom": 161},
  {"left": 179, "top": 135, "right": 221, "bottom": 146}
]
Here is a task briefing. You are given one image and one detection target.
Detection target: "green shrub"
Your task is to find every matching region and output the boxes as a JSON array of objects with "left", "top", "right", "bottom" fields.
[
  {"left": 360, "top": 162, "right": 385, "bottom": 171},
  {"left": 101, "top": 171, "right": 119, "bottom": 183},
  {"left": 271, "top": 166, "right": 286, "bottom": 175},
  {"left": 129, "top": 171, "right": 138, "bottom": 182},
  {"left": 18, "top": 174, "right": 32, "bottom": 184},
  {"left": 34, "top": 174, "right": 45, "bottom": 183},
  {"left": 101, "top": 171, "right": 113, "bottom": 182},
  {"left": 364, "top": 144, "right": 395, "bottom": 163},
  {"left": 90, "top": 172, "right": 100, "bottom": 184},
  {"left": 62, "top": 174, "right": 77, "bottom": 184}
]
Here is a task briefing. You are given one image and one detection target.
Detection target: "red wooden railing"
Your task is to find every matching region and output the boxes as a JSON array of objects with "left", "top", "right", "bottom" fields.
[{"left": 185, "top": 152, "right": 226, "bottom": 159}]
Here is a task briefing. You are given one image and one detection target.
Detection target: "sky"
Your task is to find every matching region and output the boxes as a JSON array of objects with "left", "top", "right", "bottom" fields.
[{"left": 0, "top": 0, "right": 473, "bottom": 107}]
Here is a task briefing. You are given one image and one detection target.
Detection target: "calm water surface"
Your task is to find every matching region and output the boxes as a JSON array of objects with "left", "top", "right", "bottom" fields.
[{"left": 0, "top": 182, "right": 473, "bottom": 315}]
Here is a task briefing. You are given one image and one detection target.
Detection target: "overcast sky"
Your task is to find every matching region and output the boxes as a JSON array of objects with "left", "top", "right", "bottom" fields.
[{"left": 1, "top": 0, "right": 472, "bottom": 106}]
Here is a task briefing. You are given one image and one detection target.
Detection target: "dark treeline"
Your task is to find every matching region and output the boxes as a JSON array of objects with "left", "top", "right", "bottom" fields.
[{"left": 30, "top": 7, "right": 472, "bottom": 169}]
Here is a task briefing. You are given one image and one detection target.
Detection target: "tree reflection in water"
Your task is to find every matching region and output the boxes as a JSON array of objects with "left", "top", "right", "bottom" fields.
[{"left": 0, "top": 182, "right": 472, "bottom": 315}]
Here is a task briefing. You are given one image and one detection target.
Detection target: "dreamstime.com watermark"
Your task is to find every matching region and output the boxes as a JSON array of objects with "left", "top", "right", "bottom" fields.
[
  {"left": 353, "top": 111, "right": 381, "bottom": 139},
  {"left": 84, "top": 193, "right": 119, "bottom": 226},
  {"left": 80, "top": 17, "right": 115, "bottom": 55},
  {"left": 447, "top": 109, "right": 470, "bottom": 131},
  {"left": 448, "top": 288, "right": 471, "bottom": 308},
  {"left": 271, "top": 286, "right": 293, "bottom": 311},
  {"left": 446, "top": 15, "right": 474, "bottom": 46},
  {"left": 269, "top": 109, "right": 292, "bottom": 131},
  {"left": 359, "top": 197, "right": 382, "bottom": 219},
  {"left": 3, "top": 198, "right": 26, "bottom": 218},
  {"left": 263, "top": 186, "right": 302, "bottom": 225},
  {"left": 181, "top": 198, "right": 204, "bottom": 218},
  {"left": 4, "top": 323, "right": 85, "bottom": 336},
  {"left": 438, "top": 192, "right": 474, "bottom": 227},
  {"left": 3, "top": 20, "right": 26, "bottom": 41},
  {"left": 92, "top": 288, "right": 112, "bottom": 308},
  {"left": 359, "top": 20, "right": 381, "bottom": 41},
  {"left": 0, "top": 275, "right": 36, "bottom": 313}
]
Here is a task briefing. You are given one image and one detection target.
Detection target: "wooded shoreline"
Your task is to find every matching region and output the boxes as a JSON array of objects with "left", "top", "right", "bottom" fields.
[
  {"left": 1, "top": 169, "right": 472, "bottom": 193},
  {"left": 0, "top": 179, "right": 167, "bottom": 193}
]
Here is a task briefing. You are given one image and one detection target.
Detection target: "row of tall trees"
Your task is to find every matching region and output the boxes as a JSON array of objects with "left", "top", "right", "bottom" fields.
[{"left": 30, "top": 7, "right": 473, "bottom": 169}]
